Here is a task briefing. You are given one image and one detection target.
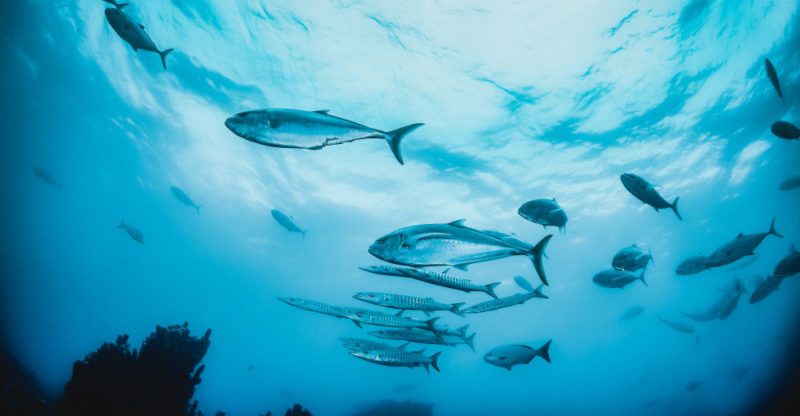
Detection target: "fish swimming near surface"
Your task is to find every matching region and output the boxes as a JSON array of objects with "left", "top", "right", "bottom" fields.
[
  {"left": 345, "top": 310, "right": 439, "bottom": 330},
  {"left": 369, "top": 219, "right": 553, "bottom": 285},
  {"left": 705, "top": 218, "right": 782, "bottom": 269},
  {"left": 339, "top": 337, "right": 408, "bottom": 352},
  {"left": 620, "top": 305, "right": 644, "bottom": 321},
  {"left": 612, "top": 244, "right": 654, "bottom": 272},
  {"left": 774, "top": 244, "right": 800, "bottom": 278},
  {"left": 483, "top": 340, "right": 551, "bottom": 371},
  {"left": 104, "top": 2, "right": 174, "bottom": 69},
  {"left": 657, "top": 316, "right": 695, "bottom": 333},
  {"left": 462, "top": 277, "right": 547, "bottom": 314},
  {"left": 360, "top": 265, "right": 501, "bottom": 298},
  {"left": 771, "top": 121, "right": 800, "bottom": 140},
  {"left": 620, "top": 173, "right": 681, "bottom": 220},
  {"left": 32, "top": 167, "right": 61, "bottom": 188},
  {"left": 592, "top": 269, "right": 647, "bottom": 289},
  {"left": 749, "top": 275, "right": 783, "bottom": 304},
  {"left": 518, "top": 198, "right": 568, "bottom": 231},
  {"left": 170, "top": 186, "right": 201, "bottom": 214},
  {"left": 353, "top": 292, "right": 465, "bottom": 317},
  {"left": 779, "top": 175, "right": 800, "bottom": 191},
  {"left": 224, "top": 108, "right": 423, "bottom": 165},
  {"left": 271, "top": 210, "right": 307, "bottom": 239},
  {"left": 764, "top": 58, "right": 785, "bottom": 103},
  {"left": 118, "top": 220, "right": 143, "bottom": 243},
  {"left": 277, "top": 297, "right": 386, "bottom": 326},
  {"left": 675, "top": 255, "right": 708, "bottom": 275},
  {"left": 350, "top": 349, "right": 441, "bottom": 374}
]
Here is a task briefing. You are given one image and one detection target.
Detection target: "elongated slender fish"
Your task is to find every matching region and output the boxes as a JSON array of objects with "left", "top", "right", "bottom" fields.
[
  {"left": 360, "top": 265, "right": 500, "bottom": 298},
  {"left": 706, "top": 218, "right": 782, "bottom": 268},
  {"left": 612, "top": 244, "right": 653, "bottom": 272},
  {"left": 592, "top": 269, "right": 647, "bottom": 289},
  {"left": 278, "top": 297, "right": 385, "bottom": 327},
  {"left": 353, "top": 292, "right": 464, "bottom": 316},
  {"left": 118, "top": 220, "right": 143, "bottom": 243},
  {"left": 350, "top": 349, "right": 441, "bottom": 374},
  {"left": 104, "top": 3, "right": 173, "bottom": 69},
  {"left": 779, "top": 175, "right": 800, "bottom": 191},
  {"left": 620, "top": 173, "right": 681, "bottom": 220},
  {"left": 224, "top": 108, "right": 423, "bottom": 165},
  {"left": 764, "top": 58, "right": 785, "bottom": 103},
  {"left": 483, "top": 340, "right": 551, "bottom": 371},
  {"left": 271, "top": 209, "right": 307, "bottom": 239},
  {"left": 771, "top": 121, "right": 800, "bottom": 140},
  {"left": 657, "top": 316, "right": 695, "bottom": 333},
  {"left": 518, "top": 198, "right": 568, "bottom": 231},
  {"left": 369, "top": 219, "right": 553, "bottom": 285},
  {"left": 339, "top": 338, "right": 408, "bottom": 352},
  {"left": 463, "top": 280, "right": 547, "bottom": 314},
  {"left": 368, "top": 328, "right": 475, "bottom": 351},
  {"left": 357, "top": 265, "right": 410, "bottom": 277},
  {"left": 345, "top": 310, "right": 439, "bottom": 330},
  {"left": 170, "top": 186, "right": 201, "bottom": 214},
  {"left": 32, "top": 167, "right": 61, "bottom": 188}
]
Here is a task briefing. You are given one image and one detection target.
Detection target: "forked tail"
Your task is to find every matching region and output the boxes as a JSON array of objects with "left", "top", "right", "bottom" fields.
[
  {"left": 484, "top": 282, "right": 501, "bottom": 299},
  {"left": 464, "top": 333, "right": 476, "bottom": 352},
  {"left": 159, "top": 48, "right": 174, "bottom": 70},
  {"left": 639, "top": 270, "right": 648, "bottom": 287},
  {"left": 450, "top": 302, "right": 465, "bottom": 317},
  {"left": 384, "top": 123, "right": 424, "bottom": 165},
  {"left": 768, "top": 217, "right": 783, "bottom": 238},
  {"left": 527, "top": 234, "right": 553, "bottom": 285},
  {"left": 430, "top": 351, "right": 442, "bottom": 372},
  {"left": 671, "top": 197, "right": 682, "bottom": 221},
  {"left": 538, "top": 340, "right": 552, "bottom": 363}
]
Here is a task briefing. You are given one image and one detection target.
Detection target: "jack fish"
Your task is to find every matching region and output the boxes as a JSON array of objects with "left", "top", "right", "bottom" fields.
[
  {"left": 620, "top": 173, "right": 681, "bottom": 220},
  {"left": 271, "top": 210, "right": 307, "bottom": 239},
  {"left": 774, "top": 244, "right": 800, "bottom": 278},
  {"left": 118, "top": 220, "right": 143, "bottom": 243},
  {"left": 657, "top": 316, "right": 695, "bottom": 333},
  {"left": 706, "top": 218, "right": 782, "bottom": 269},
  {"left": 612, "top": 244, "right": 654, "bottom": 272},
  {"left": 518, "top": 198, "right": 568, "bottom": 231},
  {"left": 483, "top": 340, "right": 551, "bottom": 371},
  {"left": 104, "top": 3, "right": 173, "bottom": 69},
  {"left": 779, "top": 175, "right": 800, "bottom": 191},
  {"left": 676, "top": 256, "right": 708, "bottom": 275},
  {"left": 749, "top": 275, "right": 783, "bottom": 304},
  {"left": 771, "top": 121, "right": 800, "bottom": 140},
  {"left": 593, "top": 269, "right": 647, "bottom": 289}
]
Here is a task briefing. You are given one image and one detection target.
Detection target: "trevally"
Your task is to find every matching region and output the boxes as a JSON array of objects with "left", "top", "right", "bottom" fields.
[
  {"left": 271, "top": 209, "right": 307, "bottom": 239},
  {"left": 612, "top": 244, "right": 653, "bottom": 272},
  {"left": 620, "top": 173, "right": 681, "bottom": 220},
  {"left": 592, "top": 269, "right": 647, "bottom": 289},
  {"left": 517, "top": 198, "right": 568, "bottom": 231},
  {"left": 118, "top": 220, "right": 143, "bottom": 244},
  {"left": 483, "top": 340, "right": 551, "bottom": 371},
  {"left": 104, "top": 2, "right": 173, "bottom": 69},
  {"left": 705, "top": 218, "right": 782, "bottom": 269},
  {"left": 224, "top": 108, "right": 423, "bottom": 165}
]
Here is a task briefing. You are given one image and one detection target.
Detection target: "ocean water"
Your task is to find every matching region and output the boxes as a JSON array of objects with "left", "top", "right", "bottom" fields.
[{"left": 2, "top": 0, "right": 800, "bottom": 415}]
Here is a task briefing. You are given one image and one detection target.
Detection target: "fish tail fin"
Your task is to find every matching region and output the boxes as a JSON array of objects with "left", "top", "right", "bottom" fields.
[
  {"left": 384, "top": 123, "right": 424, "bottom": 165},
  {"left": 533, "top": 284, "right": 548, "bottom": 299},
  {"left": 639, "top": 270, "right": 648, "bottom": 287},
  {"left": 118, "top": 220, "right": 126, "bottom": 229},
  {"left": 450, "top": 302, "right": 465, "bottom": 317},
  {"left": 456, "top": 325, "right": 470, "bottom": 339},
  {"left": 538, "top": 340, "right": 552, "bottom": 363},
  {"left": 485, "top": 282, "right": 501, "bottom": 299},
  {"left": 671, "top": 197, "right": 682, "bottom": 221},
  {"left": 425, "top": 317, "right": 440, "bottom": 331},
  {"left": 465, "top": 333, "right": 476, "bottom": 352},
  {"left": 159, "top": 48, "right": 174, "bottom": 70},
  {"left": 430, "top": 351, "right": 442, "bottom": 372},
  {"left": 768, "top": 217, "right": 783, "bottom": 238},
  {"left": 527, "top": 234, "right": 553, "bottom": 285}
]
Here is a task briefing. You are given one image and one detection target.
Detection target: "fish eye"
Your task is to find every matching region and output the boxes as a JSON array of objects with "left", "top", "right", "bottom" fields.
[
  {"left": 377, "top": 238, "right": 386, "bottom": 244},
  {"left": 368, "top": 293, "right": 374, "bottom": 297},
  {"left": 401, "top": 242, "right": 410, "bottom": 249}
]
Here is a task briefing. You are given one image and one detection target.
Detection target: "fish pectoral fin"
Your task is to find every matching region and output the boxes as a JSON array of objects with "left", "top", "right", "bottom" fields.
[
  {"left": 453, "top": 264, "right": 469, "bottom": 271},
  {"left": 313, "top": 109, "right": 330, "bottom": 114},
  {"left": 139, "top": 24, "right": 145, "bottom": 29}
]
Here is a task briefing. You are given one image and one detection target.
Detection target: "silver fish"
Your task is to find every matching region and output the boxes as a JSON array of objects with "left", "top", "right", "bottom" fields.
[
  {"left": 592, "top": 269, "right": 647, "bottom": 289},
  {"left": 706, "top": 218, "right": 782, "bottom": 268},
  {"left": 339, "top": 337, "right": 408, "bottom": 352},
  {"left": 463, "top": 280, "right": 547, "bottom": 314},
  {"left": 360, "top": 265, "right": 501, "bottom": 298},
  {"left": 170, "top": 186, "right": 201, "bottom": 214},
  {"left": 345, "top": 310, "right": 439, "bottom": 330},
  {"left": 104, "top": 3, "right": 173, "bottom": 69},
  {"left": 612, "top": 244, "right": 654, "bottom": 272},
  {"left": 620, "top": 173, "right": 681, "bottom": 220},
  {"left": 271, "top": 209, "right": 307, "bottom": 238},
  {"left": 369, "top": 219, "right": 552, "bottom": 285},
  {"left": 277, "top": 297, "right": 385, "bottom": 327},
  {"left": 353, "top": 292, "right": 464, "bottom": 316},
  {"left": 657, "top": 316, "right": 695, "bottom": 333},
  {"left": 369, "top": 328, "right": 476, "bottom": 352},
  {"left": 350, "top": 349, "right": 442, "bottom": 374},
  {"left": 483, "top": 340, "right": 551, "bottom": 371},
  {"left": 224, "top": 108, "right": 423, "bottom": 165},
  {"left": 118, "top": 220, "right": 143, "bottom": 243},
  {"left": 518, "top": 198, "right": 568, "bottom": 231}
]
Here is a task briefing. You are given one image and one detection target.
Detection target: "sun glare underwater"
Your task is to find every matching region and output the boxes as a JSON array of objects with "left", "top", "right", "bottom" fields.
[{"left": 3, "top": 0, "right": 800, "bottom": 415}]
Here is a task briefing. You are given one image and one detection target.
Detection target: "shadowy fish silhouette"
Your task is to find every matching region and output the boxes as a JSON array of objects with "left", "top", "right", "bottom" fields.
[
  {"left": 620, "top": 173, "right": 681, "bottom": 220},
  {"left": 771, "top": 121, "right": 800, "bottom": 140},
  {"left": 657, "top": 316, "right": 695, "bottom": 333},
  {"left": 104, "top": 2, "right": 173, "bottom": 69},
  {"left": 118, "top": 220, "right": 143, "bottom": 243},
  {"left": 779, "top": 175, "right": 800, "bottom": 191},
  {"left": 170, "top": 186, "right": 201, "bottom": 214},
  {"left": 483, "top": 340, "right": 551, "bottom": 371},
  {"left": 592, "top": 269, "right": 647, "bottom": 289},
  {"left": 270, "top": 209, "right": 307, "bottom": 239},
  {"left": 706, "top": 218, "right": 782, "bottom": 268},
  {"left": 675, "top": 255, "right": 708, "bottom": 275},
  {"left": 518, "top": 198, "right": 568, "bottom": 231},
  {"left": 764, "top": 58, "right": 784, "bottom": 103},
  {"left": 32, "top": 167, "right": 61, "bottom": 189}
]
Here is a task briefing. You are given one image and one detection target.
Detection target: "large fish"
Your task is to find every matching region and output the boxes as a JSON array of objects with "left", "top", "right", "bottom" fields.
[
  {"left": 369, "top": 219, "right": 553, "bottom": 285},
  {"left": 32, "top": 167, "right": 61, "bottom": 188},
  {"left": 271, "top": 209, "right": 307, "bottom": 239},
  {"left": 463, "top": 279, "right": 547, "bottom": 314},
  {"left": 620, "top": 173, "right": 681, "bottom": 220},
  {"left": 353, "top": 292, "right": 464, "bottom": 316},
  {"left": 675, "top": 255, "right": 708, "bottom": 275},
  {"left": 350, "top": 349, "right": 441, "bottom": 374},
  {"left": 764, "top": 58, "right": 785, "bottom": 103},
  {"left": 774, "top": 244, "right": 800, "bottom": 278},
  {"left": 592, "top": 269, "right": 647, "bottom": 289},
  {"left": 771, "top": 121, "right": 800, "bottom": 140},
  {"left": 749, "top": 275, "right": 783, "bottom": 304},
  {"left": 612, "top": 244, "right": 654, "bottom": 272},
  {"left": 483, "top": 340, "right": 551, "bottom": 371},
  {"left": 104, "top": 3, "right": 173, "bottom": 69},
  {"left": 657, "top": 316, "right": 695, "bottom": 333},
  {"left": 779, "top": 175, "right": 800, "bottom": 191},
  {"left": 518, "top": 198, "right": 568, "bottom": 231},
  {"left": 706, "top": 218, "right": 782, "bottom": 268},
  {"left": 170, "top": 186, "right": 201, "bottom": 214},
  {"left": 118, "top": 220, "right": 143, "bottom": 243},
  {"left": 224, "top": 108, "right": 423, "bottom": 165}
]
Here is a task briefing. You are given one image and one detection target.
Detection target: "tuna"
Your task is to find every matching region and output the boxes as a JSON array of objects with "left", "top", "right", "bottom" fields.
[
  {"left": 224, "top": 108, "right": 423, "bottom": 165},
  {"left": 271, "top": 209, "right": 307, "bottom": 239},
  {"left": 353, "top": 292, "right": 465, "bottom": 317},
  {"left": 779, "top": 175, "right": 800, "bottom": 191},
  {"left": 675, "top": 256, "right": 708, "bottom": 275},
  {"left": 463, "top": 278, "right": 547, "bottom": 314},
  {"left": 620, "top": 173, "right": 681, "bottom": 220},
  {"left": 170, "top": 186, "right": 201, "bottom": 214},
  {"left": 360, "top": 265, "right": 501, "bottom": 298},
  {"left": 369, "top": 219, "right": 553, "bottom": 285},
  {"left": 592, "top": 269, "right": 647, "bottom": 289},
  {"left": 518, "top": 198, "right": 568, "bottom": 231},
  {"left": 706, "top": 218, "right": 782, "bottom": 269},
  {"left": 350, "top": 349, "right": 442, "bottom": 374},
  {"left": 483, "top": 340, "right": 551, "bottom": 371},
  {"left": 104, "top": 4, "right": 173, "bottom": 69},
  {"left": 612, "top": 244, "right": 654, "bottom": 272},
  {"left": 118, "top": 220, "right": 143, "bottom": 244},
  {"left": 657, "top": 316, "right": 695, "bottom": 333},
  {"left": 764, "top": 58, "right": 784, "bottom": 102},
  {"left": 771, "top": 121, "right": 800, "bottom": 140},
  {"left": 32, "top": 167, "right": 61, "bottom": 188},
  {"left": 774, "top": 244, "right": 800, "bottom": 278}
]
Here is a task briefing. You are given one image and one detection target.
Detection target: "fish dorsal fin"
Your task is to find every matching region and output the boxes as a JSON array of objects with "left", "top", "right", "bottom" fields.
[
  {"left": 453, "top": 264, "right": 469, "bottom": 271},
  {"left": 398, "top": 342, "right": 410, "bottom": 350},
  {"left": 313, "top": 109, "right": 330, "bottom": 114},
  {"left": 552, "top": 198, "right": 556, "bottom": 202},
  {"left": 448, "top": 219, "right": 467, "bottom": 227},
  {"left": 736, "top": 233, "right": 743, "bottom": 239},
  {"left": 139, "top": 24, "right": 145, "bottom": 29},
  {"left": 395, "top": 310, "right": 404, "bottom": 317},
  {"left": 442, "top": 268, "right": 450, "bottom": 274}
]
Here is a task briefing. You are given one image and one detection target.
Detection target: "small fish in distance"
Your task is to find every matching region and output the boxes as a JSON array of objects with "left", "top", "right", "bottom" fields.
[
  {"left": 620, "top": 173, "right": 681, "bottom": 220},
  {"left": 170, "top": 186, "right": 202, "bottom": 214},
  {"left": 271, "top": 209, "right": 307, "bottom": 239}
]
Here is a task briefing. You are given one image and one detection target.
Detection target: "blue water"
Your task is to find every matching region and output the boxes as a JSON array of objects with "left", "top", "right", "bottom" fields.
[{"left": 2, "top": 0, "right": 800, "bottom": 415}]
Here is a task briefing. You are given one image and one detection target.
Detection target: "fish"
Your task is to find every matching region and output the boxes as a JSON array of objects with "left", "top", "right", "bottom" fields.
[
  {"left": 462, "top": 279, "right": 547, "bottom": 314},
  {"left": 350, "top": 349, "right": 442, "bottom": 374},
  {"left": 277, "top": 297, "right": 386, "bottom": 327},
  {"left": 270, "top": 210, "right": 307, "bottom": 239},
  {"left": 517, "top": 198, "right": 568, "bottom": 231},
  {"left": 771, "top": 121, "right": 800, "bottom": 140},
  {"left": 749, "top": 275, "right": 783, "bottom": 304},
  {"left": 779, "top": 175, "right": 800, "bottom": 191},
  {"left": 706, "top": 218, "right": 782, "bottom": 269},
  {"left": 360, "top": 265, "right": 501, "bottom": 298},
  {"left": 685, "top": 380, "right": 704, "bottom": 392},
  {"left": 345, "top": 310, "right": 439, "bottom": 330},
  {"left": 368, "top": 328, "right": 475, "bottom": 351},
  {"left": 620, "top": 173, "right": 681, "bottom": 220},
  {"left": 612, "top": 244, "right": 654, "bottom": 272},
  {"left": 118, "top": 220, "right": 143, "bottom": 243},
  {"left": 353, "top": 292, "right": 465, "bottom": 316},
  {"left": 592, "top": 269, "right": 647, "bottom": 289},
  {"left": 104, "top": 4, "right": 173, "bottom": 69},
  {"left": 683, "top": 278, "right": 745, "bottom": 321},
  {"left": 774, "top": 244, "right": 800, "bottom": 278},
  {"left": 170, "top": 186, "right": 201, "bottom": 214},
  {"left": 339, "top": 337, "right": 408, "bottom": 352},
  {"left": 483, "top": 340, "right": 551, "bottom": 371},
  {"left": 676, "top": 255, "right": 708, "bottom": 275},
  {"left": 764, "top": 58, "right": 785, "bottom": 102},
  {"left": 619, "top": 305, "right": 644, "bottom": 321},
  {"left": 657, "top": 316, "right": 695, "bottom": 333},
  {"left": 224, "top": 108, "right": 423, "bottom": 165},
  {"left": 32, "top": 167, "right": 61, "bottom": 188},
  {"left": 369, "top": 219, "right": 553, "bottom": 285}
]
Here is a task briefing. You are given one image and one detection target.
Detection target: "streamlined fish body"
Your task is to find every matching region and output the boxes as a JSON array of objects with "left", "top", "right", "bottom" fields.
[
  {"left": 706, "top": 218, "right": 782, "bottom": 268},
  {"left": 353, "top": 292, "right": 464, "bottom": 316},
  {"left": 518, "top": 198, "right": 568, "bottom": 231},
  {"left": 350, "top": 349, "right": 442, "bottom": 374},
  {"left": 170, "top": 186, "right": 201, "bottom": 214},
  {"left": 483, "top": 340, "right": 551, "bottom": 371},
  {"left": 620, "top": 173, "right": 681, "bottom": 220},
  {"left": 104, "top": 4, "right": 173, "bottom": 69}
]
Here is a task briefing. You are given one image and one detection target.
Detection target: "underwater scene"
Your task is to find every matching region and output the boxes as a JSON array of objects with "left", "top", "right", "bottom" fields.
[{"left": 2, "top": 0, "right": 800, "bottom": 415}]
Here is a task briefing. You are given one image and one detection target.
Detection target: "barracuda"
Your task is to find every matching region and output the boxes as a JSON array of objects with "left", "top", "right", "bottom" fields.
[{"left": 353, "top": 292, "right": 464, "bottom": 316}]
